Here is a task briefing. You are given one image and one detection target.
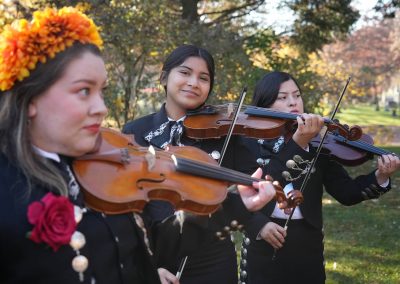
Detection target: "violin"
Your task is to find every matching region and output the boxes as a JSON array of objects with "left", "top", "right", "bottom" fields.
[
  {"left": 311, "top": 132, "right": 399, "bottom": 167},
  {"left": 72, "top": 128, "right": 304, "bottom": 215},
  {"left": 184, "top": 104, "right": 363, "bottom": 141},
  {"left": 184, "top": 104, "right": 289, "bottom": 140}
]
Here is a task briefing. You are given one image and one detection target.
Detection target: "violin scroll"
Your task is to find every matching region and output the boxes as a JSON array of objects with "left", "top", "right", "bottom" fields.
[
  {"left": 327, "top": 120, "right": 362, "bottom": 141},
  {"left": 270, "top": 177, "right": 303, "bottom": 209}
]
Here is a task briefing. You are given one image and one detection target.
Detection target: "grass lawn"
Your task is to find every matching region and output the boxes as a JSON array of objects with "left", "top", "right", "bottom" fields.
[
  {"left": 334, "top": 104, "right": 400, "bottom": 126},
  {"left": 324, "top": 146, "right": 400, "bottom": 284}
]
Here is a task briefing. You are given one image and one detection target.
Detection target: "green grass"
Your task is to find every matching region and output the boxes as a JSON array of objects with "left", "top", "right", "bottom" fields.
[
  {"left": 331, "top": 104, "right": 400, "bottom": 146},
  {"left": 324, "top": 146, "right": 400, "bottom": 284},
  {"left": 335, "top": 104, "right": 400, "bottom": 126}
]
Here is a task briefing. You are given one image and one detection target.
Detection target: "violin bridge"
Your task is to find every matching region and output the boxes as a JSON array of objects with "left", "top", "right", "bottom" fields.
[
  {"left": 145, "top": 145, "right": 156, "bottom": 171},
  {"left": 120, "top": 148, "right": 130, "bottom": 164},
  {"left": 227, "top": 103, "right": 234, "bottom": 117}
]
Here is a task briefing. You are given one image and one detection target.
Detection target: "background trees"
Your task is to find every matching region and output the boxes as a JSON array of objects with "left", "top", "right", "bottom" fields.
[{"left": 1, "top": 0, "right": 399, "bottom": 125}]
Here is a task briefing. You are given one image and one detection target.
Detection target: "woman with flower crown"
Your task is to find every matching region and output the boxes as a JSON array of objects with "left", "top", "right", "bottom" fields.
[
  {"left": 0, "top": 7, "right": 162, "bottom": 284},
  {"left": 0, "top": 7, "right": 277, "bottom": 284}
]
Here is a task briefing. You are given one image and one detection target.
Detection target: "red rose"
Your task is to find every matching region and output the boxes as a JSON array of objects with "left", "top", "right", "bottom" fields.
[{"left": 27, "top": 192, "right": 76, "bottom": 252}]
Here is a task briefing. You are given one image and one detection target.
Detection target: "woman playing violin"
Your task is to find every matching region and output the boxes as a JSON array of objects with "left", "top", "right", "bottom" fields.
[
  {"left": 240, "top": 71, "right": 400, "bottom": 284},
  {"left": 123, "top": 44, "right": 266, "bottom": 284},
  {"left": 0, "top": 9, "right": 276, "bottom": 284}
]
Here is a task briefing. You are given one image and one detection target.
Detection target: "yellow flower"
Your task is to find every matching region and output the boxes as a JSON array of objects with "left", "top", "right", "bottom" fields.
[{"left": 0, "top": 7, "right": 103, "bottom": 91}]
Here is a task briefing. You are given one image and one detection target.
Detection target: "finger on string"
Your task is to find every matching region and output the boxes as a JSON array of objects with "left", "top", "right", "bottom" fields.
[{"left": 297, "top": 115, "right": 306, "bottom": 126}]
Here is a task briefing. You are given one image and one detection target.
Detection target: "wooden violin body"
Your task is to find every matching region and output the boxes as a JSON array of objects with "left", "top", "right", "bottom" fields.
[
  {"left": 184, "top": 104, "right": 363, "bottom": 141},
  {"left": 185, "top": 104, "right": 291, "bottom": 139},
  {"left": 73, "top": 128, "right": 227, "bottom": 215},
  {"left": 73, "top": 128, "right": 303, "bottom": 215}
]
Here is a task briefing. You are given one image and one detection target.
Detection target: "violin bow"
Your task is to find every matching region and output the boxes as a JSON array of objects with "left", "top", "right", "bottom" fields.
[
  {"left": 219, "top": 87, "right": 247, "bottom": 165},
  {"left": 175, "top": 87, "right": 247, "bottom": 279},
  {"left": 272, "top": 76, "right": 352, "bottom": 260}
]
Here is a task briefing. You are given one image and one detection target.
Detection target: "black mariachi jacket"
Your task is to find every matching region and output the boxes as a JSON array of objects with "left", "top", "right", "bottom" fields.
[
  {"left": 0, "top": 154, "right": 160, "bottom": 284},
  {"left": 122, "top": 104, "right": 256, "bottom": 279},
  {"left": 241, "top": 137, "right": 392, "bottom": 239}
]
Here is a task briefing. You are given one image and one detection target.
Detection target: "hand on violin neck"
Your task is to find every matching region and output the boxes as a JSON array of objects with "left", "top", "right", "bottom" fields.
[
  {"left": 237, "top": 168, "right": 276, "bottom": 211},
  {"left": 375, "top": 154, "right": 400, "bottom": 185},
  {"left": 292, "top": 113, "right": 324, "bottom": 149}
]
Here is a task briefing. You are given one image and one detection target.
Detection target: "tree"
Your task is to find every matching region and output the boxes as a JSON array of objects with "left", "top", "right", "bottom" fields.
[
  {"left": 0, "top": 0, "right": 364, "bottom": 125},
  {"left": 288, "top": 0, "right": 360, "bottom": 53},
  {"left": 245, "top": 32, "right": 325, "bottom": 113},
  {"left": 374, "top": 0, "right": 400, "bottom": 18},
  {"left": 314, "top": 16, "right": 399, "bottom": 113}
]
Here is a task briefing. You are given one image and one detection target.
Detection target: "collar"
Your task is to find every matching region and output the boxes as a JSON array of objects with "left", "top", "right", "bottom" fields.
[
  {"left": 32, "top": 145, "right": 61, "bottom": 163},
  {"left": 168, "top": 116, "right": 186, "bottom": 122},
  {"left": 144, "top": 103, "right": 198, "bottom": 147}
]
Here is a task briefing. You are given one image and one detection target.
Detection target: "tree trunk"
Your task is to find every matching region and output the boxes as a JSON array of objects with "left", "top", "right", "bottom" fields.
[{"left": 181, "top": 0, "right": 199, "bottom": 23}]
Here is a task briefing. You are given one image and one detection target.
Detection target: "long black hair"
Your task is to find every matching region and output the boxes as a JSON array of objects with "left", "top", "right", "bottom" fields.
[{"left": 252, "top": 71, "right": 302, "bottom": 107}]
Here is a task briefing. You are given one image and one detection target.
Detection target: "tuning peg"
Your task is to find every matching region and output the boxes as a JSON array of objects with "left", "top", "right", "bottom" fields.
[
  {"left": 293, "top": 155, "right": 303, "bottom": 163},
  {"left": 282, "top": 171, "right": 292, "bottom": 181},
  {"left": 286, "top": 159, "right": 295, "bottom": 169}
]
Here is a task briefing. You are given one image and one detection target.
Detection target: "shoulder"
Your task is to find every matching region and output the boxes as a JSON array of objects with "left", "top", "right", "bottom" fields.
[{"left": 122, "top": 113, "right": 158, "bottom": 135}]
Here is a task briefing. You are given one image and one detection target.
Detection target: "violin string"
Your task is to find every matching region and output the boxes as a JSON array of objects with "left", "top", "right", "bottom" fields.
[
  {"left": 175, "top": 156, "right": 260, "bottom": 185},
  {"left": 347, "top": 140, "right": 386, "bottom": 155},
  {"left": 138, "top": 145, "right": 261, "bottom": 184},
  {"left": 346, "top": 139, "right": 394, "bottom": 156},
  {"left": 246, "top": 106, "right": 345, "bottom": 132},
  {"left": 332, "top": 134, "right": 399, "bottom": 157}
]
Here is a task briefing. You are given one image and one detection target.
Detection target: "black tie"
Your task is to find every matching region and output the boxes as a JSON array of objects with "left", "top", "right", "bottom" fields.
[
  {"left": 56, "top": 157, "right": 81, "bottom": 202},
  {"left": 147, "top": 120, "right": 184, "bottom": 149}
]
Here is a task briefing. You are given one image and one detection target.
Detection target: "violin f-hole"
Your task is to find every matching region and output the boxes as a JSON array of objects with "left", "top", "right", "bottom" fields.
[{"left": 137, "top": 174, "right": 166, "bottom": 190}]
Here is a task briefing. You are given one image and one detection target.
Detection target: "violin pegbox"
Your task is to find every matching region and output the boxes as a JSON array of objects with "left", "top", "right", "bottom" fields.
[
  {"left": 286, "top": 189, "right": 304, "bottom": 208},
  {"left": 271, "top": 178, "right": 303, "bottom": 209}
]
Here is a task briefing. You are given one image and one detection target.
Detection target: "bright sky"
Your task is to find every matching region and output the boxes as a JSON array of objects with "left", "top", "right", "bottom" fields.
[{"left": 250, "top": 0, "right": 381, "bottom": 33}]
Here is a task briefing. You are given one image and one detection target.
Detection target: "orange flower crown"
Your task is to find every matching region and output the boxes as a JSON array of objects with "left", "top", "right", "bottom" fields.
[{"left": 0, "top": 7, "right": 103, "bottom": 91}]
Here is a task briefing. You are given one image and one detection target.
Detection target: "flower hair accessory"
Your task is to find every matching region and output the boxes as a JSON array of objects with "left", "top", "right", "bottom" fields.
[{"left": 0, "top": 6, "right": 103, "bottom": 91}]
